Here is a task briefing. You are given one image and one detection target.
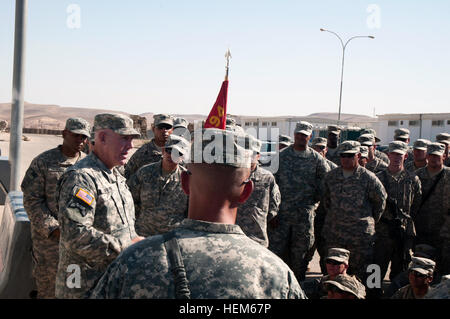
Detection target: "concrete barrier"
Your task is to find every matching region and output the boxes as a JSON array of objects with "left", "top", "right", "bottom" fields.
[{"left": 0, "top": 191, "right": 35, "bottom": 298}]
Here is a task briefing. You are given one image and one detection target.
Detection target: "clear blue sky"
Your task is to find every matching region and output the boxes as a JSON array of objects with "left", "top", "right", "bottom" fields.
[{"left": 1, "top": 0, "right": 449, "bottom": 117}]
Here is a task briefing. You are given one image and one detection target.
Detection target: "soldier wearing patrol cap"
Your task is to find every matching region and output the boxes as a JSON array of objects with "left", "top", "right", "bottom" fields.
[
  {"left": 358, "top": 145, "right": 369, "bottom": 167},
  {"left": 55, "top": 113, "right": 144, "bottom": 298},
  {"left": 21, "top": 117, "right": 90, "bottom": 299},
  {"left": 90, "top": 128, "right": 306, "bottom": 299},
  {"left": 172, "top": 117, "right": 190, "bottom": 140},
  {"left": 436, "top": 132, "right": 450, "bottom": 167},
  {"left": 319, "top": 140, "right": 387, "bottom": 287},
  {"left": 125, "top": 114, "right": 174, "bottom": 178},
  {"left": 361, "top": 128, "right": 390, "bottom": 165},
  {"left": 394, "top": 128, "right": 414, "bottom": 165},
  {"left": 237, "top": 134, "right": 281, "bottom": 248},
  {"left": 325, "top": 125, "right": 341, "bottom": 166},
  {"left": 391, "top": 256, "right": 436, "bottom": 299},
  {"left": 374, "top": 141, "right": 422, "bottom": 288},
  {"left": 311, "top": 137, "right": 337, "bottom": 170},
  {"left": 405, "top": 139, "right": 431, "bottom": 172},
  {"left": 271, "top": 121, "right": 331, "bottom": 282},
  {"left": 278, "top": 134, "right": 292, "bottom": 151},
  {"left": 414, "top": 142, "right": 450, "bottom": 280},
  {"left": 358, "top": 134, "right": 388, "bottom": 174},
  {"left": 127, "top": 134, "right": 190, "bottom": 237},
  {"left": 324, "top": 274, "right": 366, "bottom": 299}
]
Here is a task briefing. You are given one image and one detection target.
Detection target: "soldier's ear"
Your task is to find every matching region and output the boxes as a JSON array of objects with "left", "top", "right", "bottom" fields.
[
  {"left": 238, "top": 180, "right": 253, "bottom": 204},
  {"left": 181, "top": 170, "right": 190, "bottom": 195}
]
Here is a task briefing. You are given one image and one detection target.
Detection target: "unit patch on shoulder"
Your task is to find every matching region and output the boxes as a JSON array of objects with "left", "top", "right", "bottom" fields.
[{"left": 75, "top": 188, "right": 94, "bottom": 206}]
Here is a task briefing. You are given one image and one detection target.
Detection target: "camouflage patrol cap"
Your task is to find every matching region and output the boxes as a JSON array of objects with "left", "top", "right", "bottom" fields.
[
  {"left": 190, "top": 128, "right": 252, "bottom": 168},
  {"left": 153, "top": 114, "right": 173, "bottom": 127},
  {"left": 173, "top": 117, "right": 188, "bottom": 129},
  {"left": 247, "top": 134, "right": 262, "bottom": 154},
  {"left": 359, "top": 145, "right": 369, "bottom": 158},
  {"left": 358, "top": 134, "right": 375, "bottom": 146},
  {"left": 324, "top": 274, "right": 366, "bottom": 299},
  {"left": 408, "top": 256, "right": 435, "bottom": 276},
  {"left": 279, "top": 134, "right": 292, "bottom": 146},
  {"left": 388, "top": 140, "right": 408, "bottom": 155},
  {"left": 226, "top": 117, "right": 237, "bottom": 126},
  {"left": 326, "top": 248, "right": 350, "bottom": 265},
  {"left": 427, "top": 142, "right": 445, "bottom": 156},
  {"left": 327, "top": 125, "right": 341, "bottom": 135},
  {"left": 436, "top": 132, "right": 450, "bottom": 145},
  {"left": 414, "top": 244, "right": 436, "bottom": 260},
  {"left": 311, "top": 137, "right": 327, "bottom": 147},
  {"left": 338, "top": 140, "right": 361, "bottom": 155},
  {"left": 294, "top": 121, "right": 313, "bottom": 136},
  {"left": 361, "top": 128, "right": 381, "bottom": 143},
  {"left": 394, "top": 128, "right": 410, "bottom": 139},
  {"left": 93, "top": 113, "right": 140, "bottom": 136},
  {"left": 165, "top": 134, "right": 190, "bottom": 156},
  {"left": 413, "top": 139, "right": 431, "bottom": 151},
  {"left": 65, "top": 117, "right": 90, "bottom": 137}
]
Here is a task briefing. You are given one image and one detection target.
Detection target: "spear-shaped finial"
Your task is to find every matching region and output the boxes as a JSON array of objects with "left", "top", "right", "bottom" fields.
[{"left": 225, "top": 48, "right": 231, "bottom": 81}]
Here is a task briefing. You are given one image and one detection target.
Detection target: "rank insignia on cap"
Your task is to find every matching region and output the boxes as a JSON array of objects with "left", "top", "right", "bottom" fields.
[{"left": 75, "top": 188, "right": 94, "bottom": 206}]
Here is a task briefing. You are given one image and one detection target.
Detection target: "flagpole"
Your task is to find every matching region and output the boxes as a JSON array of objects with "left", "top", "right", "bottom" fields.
[{"left": 225, "top": 49, "right": 231, "bottom": 81}]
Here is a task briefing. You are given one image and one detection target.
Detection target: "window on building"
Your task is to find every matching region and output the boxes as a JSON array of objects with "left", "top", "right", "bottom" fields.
[
  {"left": 271, "top": 122, "right": 277, "bottom": 126},
  {"left": 432, "top": 120, "right": 444, "bottom": 126},
  {"left": 245, "top": 122, "right": 251, "bottom": 126},
  {"left": 388, "top": 120, "right": 398, "bottom": 126},
  {"left": 400, "top": 120, "right": 404, "bottom": 125},
  {"left": 447, "top": 120, "right": 450, "bottom": 125},
  {"left": 409, "top": 120, "right": 419, "bottom": 126},
  {"left": 262, "top": 122, "right": 268, "bottom": 127},
  {"left": 253, "top": 122, "right": 258, "bottom": 126}
]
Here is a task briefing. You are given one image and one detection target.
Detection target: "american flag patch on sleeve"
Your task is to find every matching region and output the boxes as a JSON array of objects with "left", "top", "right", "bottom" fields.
[{"left": 75, "top": 188, "right": 94, "bottom": 206}]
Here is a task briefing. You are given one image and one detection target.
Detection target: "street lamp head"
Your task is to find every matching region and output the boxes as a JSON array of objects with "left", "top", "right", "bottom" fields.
[
  {"left": 368, "top": 36, "right": 375, "bottom": 39},
  {"left": 320, "top": 28, "right": 325, "bottom": 32}
]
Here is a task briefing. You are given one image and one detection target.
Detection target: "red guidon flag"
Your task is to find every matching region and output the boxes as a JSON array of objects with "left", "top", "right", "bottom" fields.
[{"left": 204, "top": 80, "right": 228, "bottom": 129}]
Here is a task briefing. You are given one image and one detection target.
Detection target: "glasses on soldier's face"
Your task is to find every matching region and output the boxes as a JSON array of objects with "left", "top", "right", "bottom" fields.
[
  {"left": 326, "top": 259, "right": 344, "bottom": 266},
  {"left": 409, "top": 270, "right": 428, "bottom": 278},
  {"left": 340, "top": 153, "right": 355, "bottom": 158},
  {"left": 157, "top": 124, "right": 173, "bottom": 130}
]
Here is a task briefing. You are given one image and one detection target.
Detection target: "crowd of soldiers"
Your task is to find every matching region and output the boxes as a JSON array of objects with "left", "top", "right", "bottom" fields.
[{"left": 20, "top": 112, "right": 450, "bottom": 299}]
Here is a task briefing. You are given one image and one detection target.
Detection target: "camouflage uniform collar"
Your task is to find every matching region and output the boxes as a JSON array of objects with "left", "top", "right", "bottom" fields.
[
  {"left": 339, "top": 165, "right": 365, "bottom": 178},
  {"left": 180, "top": 218, "right": 245, "bottom": 235},
  {"left": 289, "top": 145, "right": 313, "bottom": 158},
  {"left": 89, "top": 152, "right": 116, "bottom": 182},
  {"left": 56, "top": 144, "right": 84, "bottom": 164}
]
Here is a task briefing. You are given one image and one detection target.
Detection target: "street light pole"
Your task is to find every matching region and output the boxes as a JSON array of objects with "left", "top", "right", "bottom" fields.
[{"left": 320, "top": 28, "right": 374, "bottom": 125}]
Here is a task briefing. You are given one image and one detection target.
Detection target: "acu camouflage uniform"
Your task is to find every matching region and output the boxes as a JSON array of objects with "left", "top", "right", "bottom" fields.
[
  {"left": 127, "top": 160, "right": 188, "bottom": 237},
  {"left": 374, "top": 165, "right": 422, "bottom": 281},
  {"left": 56, "top": 151, "right": 138, "bottom": 299},
  {"left": 236, "top": 164, "right": 281, "bottom": 247},
  {"left": 21, "top": 145, "right": 86, "bottom": 299},
  {"left": 320, "top": 161, "right": 387, "bottom": 280},
  {"left": 272, "top": 131, "right": 331, "bottom": 281},
  {"left": 124, "top": 139, "right": 163, "bottom": 179},
  {"left": 90, "top": 219, "right": 306, "bottom": 299}
]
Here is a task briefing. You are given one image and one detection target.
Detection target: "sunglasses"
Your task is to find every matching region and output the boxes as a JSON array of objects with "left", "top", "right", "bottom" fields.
[
  {"left": 157, "top": 124, "right": 173, "bottom": 130},
  {"left": 409, "top": 270, "right": 428, "bottom": 278},
  {"left": 340, "top": 153, "right": 356, "bottom": 158}
]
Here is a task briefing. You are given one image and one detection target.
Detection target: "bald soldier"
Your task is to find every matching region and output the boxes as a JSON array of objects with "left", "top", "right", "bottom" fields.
[
  {"left": 90, "top": 128, "right": 306, "bottom": 299},
  {"left": 125, "top": 114, "right": 174, "bottom": 178},
  {"left": 127, "top": 134, "right": 191, "bottom": 237},
  {"left": 55, "top": 114, "right": 144, "bottom": 298},
  {"left": 271, "top": 121, "right": 331, "bottom": 281},
  {"left": 236, "top": 134, "right": 281, "bottom": 247},
  {"left": 319, "top": 141, "right": 387, "bottom": 283},
  {"left": 21, "top": 118, "right": 90, "bottom": 299}
]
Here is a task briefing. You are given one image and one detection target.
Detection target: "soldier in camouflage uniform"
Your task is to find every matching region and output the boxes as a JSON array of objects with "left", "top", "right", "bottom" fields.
[
  {"left": 360, "top": 128, "right": 389, "bottom": 165},
  {"left": 424, "top": 275, "right": 450, "bottom": 299},
  {"left": 405, "top": 139, "right": 430, "bottom": 173},
  {"left": 90, "top": 128, "right": 306, "bottom": 299},
  {"left": 55, "top": 114, "right": 144, "bottom": 298},
  {"left": 21, "top": 118, "right": 90, "bottom": 299},
  {"left": 278, "top": 134, "right": 292, "bottom": 151},
  {"left": 374, "top": 141, "right": 422, "bottom": 284},
  {"left": 358, "top": 134, "right": 388, "bottom": 174},
  {"left": 391, "top": 257, "right": 435, "bottom": 299},
  {"left": 124, "top": 114, "right": 174, "bottom": 178},
  {"left": 172, "top": 117, "right": 190, "bottom": 141},
  {"left": 325, "top": 125, "right": 341, "bottom": 166},
  {"left": 436, "top": 132, "right": 450, "bottom": 167},
  {"left": 311, "top": 137, "right": 338, "bottom": 170},
  {"left": 127, "top": 134, "right": 190, "bottom": 237},
  {"left": 270, "top": 121, "right": 331, "bottom": 281},
  {"left": 319, "top": 141, "right": 387, "bottom": 283},
  {"left": 414, "top": 143, "right": 450, "bottom": 279},
  {"left": 394, "top": 128, "right": 414, "bottom": 166},
  {"left": 358, "top": 145, "right": 369, "bottom": 167},
  {"left": 324, "top": 274, "right": 366, "bottom": 299},
  {"left": 236, "top": 134, "right": 281, "bottom": 247}
]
